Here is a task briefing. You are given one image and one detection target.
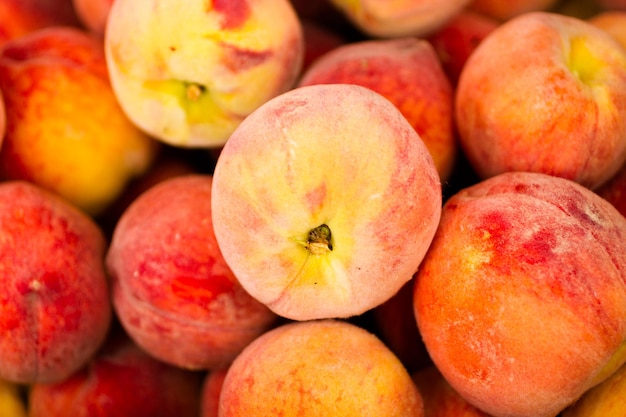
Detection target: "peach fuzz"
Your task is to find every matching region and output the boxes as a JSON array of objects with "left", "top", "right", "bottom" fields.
[
  {"left": 211, "top": 83, "right": 442, "bottom": 321},
  {"left": 106, "top": 174, "right": 278, "bottom": 370},
  {"left": 0, "top": 181, "right": 112, "bottom": 384},
  {"left": 455, "top": 11, "right": 626, "bottom": 190},
  {"left": 412, "top": 365, "right": 492, "bottom": 417},
  {"left": 588, "top": 11, "right": 626, "bottom": 48},
  {"left": 218, "top": 319, "right": 424, "bottom": 416},
  {"left": 104, "top": 0, "right": 304, "bottom": 148},
  {"left": 326, "top": 0, "right": 472, "bottom": 38},
  {"left": 28, "top": 331, "right": 204, "bottom": 417},
  {"left": 298, "top": 37, "right": 457, "bottom": 182},
  {"left": 0, "top": 26, "right": 159, "bottom": 216},
  {"left": 413, "top": 171, "right": 626, "bottom": 417}
]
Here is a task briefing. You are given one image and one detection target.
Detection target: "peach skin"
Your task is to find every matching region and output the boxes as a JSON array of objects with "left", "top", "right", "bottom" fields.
[
  {"left": 414, "top": 171, "right": 626, "bottom": 417},
  {"left": 105, "top": 0, "right": 304, "bottom": 148},
  {"left": 455, "top": 11, "right": 626, "bottom": 190},
  {"left": 211, "top": 83, "right": 442, "bottom": 321},
  {"left": 218, "top": 319, "right": 425, "bottom": 416}
]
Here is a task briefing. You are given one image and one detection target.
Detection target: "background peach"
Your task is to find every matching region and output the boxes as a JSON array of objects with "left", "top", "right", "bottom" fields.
[
  {"left": 588, "top": 10, "right": 626, "bottom": 47},
  {"left": 107, "top": 175, "right": 278, "bottom": 370},
  {"left": 468, "top": 0, "right": 560, "bottom": 21},
  {"left": 72, "top": 0, "right": 114, "bottom": 36},
  {"left": 0, "top": 181, "right": 111, "bottom": 384},
  {"left": 28, "top": 329, "right": 204, "bottom": 417},
  {"left": 414, "top": 171, "right": 626, "bottom": 417},
  {"left": 0, "top": 26, "right": 159, "bottom": 216},
  {"left": 218, "top": 319, "right": 424, "bottom": 416},
  {"left": 455, "top": 11, "right": 626, "bottom": 190},
  {"left": 298, "top": 37, "right": 457, "bottom": 182}
]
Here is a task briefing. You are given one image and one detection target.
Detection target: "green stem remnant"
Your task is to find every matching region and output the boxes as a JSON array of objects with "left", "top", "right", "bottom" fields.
[{"left": 304, "top": 224, "right": 333, "bottom": 256}]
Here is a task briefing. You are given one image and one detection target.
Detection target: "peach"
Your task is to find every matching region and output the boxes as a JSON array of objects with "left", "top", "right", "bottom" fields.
[
  {"left": 426, "top": 9, "right": 499, "bottom": 86},
  {"left": 104, "top": 0, "right": 304, "bottom": 148},
  {"left": 211, "top": 83, "right": 442, "bottom": 321},
  {"left": 413, "top": 171, "right": 626, "bottom": 417},
  {"left": 0, "top": 181, "right": 111, "bottom": 384},
  {"left": 0, "top": 0, "right": 81, "bottom": 47},
  {"left": 326, "top": 0, "right": 472, "bottom": 38},
  {"left": 28, "top": 330, "right": 204, "bottom": 417},
  {"left": 455, "top": 11, "right": 626, "bottom": 190},
  {"left": 72, "top": 0, "right": 114, "bottom": 37},
  {"left": 588, "top": 10, "right": 626, "bottom": 48},
  {"left": 218, "top": 319, "right": 424, "bottom": 416},
  {"left": 468, "top": 0, "right": 560, "bottom": 21},
  {"left": 0, "top": 26, "right": 159, "bottom": 216},
  {"left": 561, "top": 361, "right": 626, "bottom": 416},
  {"left": 200, "top": 367, "right": 228, "bottom": 417},
  {"left": 106, "top": 174, "right": 278, "bottom": 370},
  {"left": 298, "top": 37, "right": 457, "bottom": 182},
  {"left": 412, "top": 365, "right": 492, "bottom": 417}
]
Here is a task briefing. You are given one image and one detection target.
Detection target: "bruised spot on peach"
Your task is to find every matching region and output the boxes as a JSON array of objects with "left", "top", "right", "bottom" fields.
[
  {"left": 219, "top": 42, "right": 273, "bottom": 72},
  {"left": 211, "top": 0, "right": 250, "bottom": 30}
]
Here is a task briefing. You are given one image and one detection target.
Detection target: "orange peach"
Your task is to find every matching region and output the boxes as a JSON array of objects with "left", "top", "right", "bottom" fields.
[
  {"left": 105, "top": 0, "right": 304, "bottom": 148},
  {"left": 106, "top": 174, "right": 278, "bottom": 370},
  {"left": 298, "top": 37, "right": 457, "bottom": 182},
  {"left": 455, "top": 11, "right": 626, "bottom": 190},
  {"left": 218, "top": 319, "right": 424, "bottom": 416},
  {"left": 0, "top": 181, "right": 111, "bottom": 384},
  {"left": 28, "top": 330, "right": 204, "bottom": 417},
  {"left": 0, "top": 26, "right": 159, "bottom": 216},
  {"left": 426, "top": 9, "right": 499, "bottom": 86},
  {"left": 211, "top": 83, "right": 442, "bottom": 321},
  {"left": 413, "top": 365, "right": 492, "bottom": 417},
  {"left": 414, "top": 171, "right": 626, "bottom": 417},
  {"left": 326, "top": 0, "right": 472, "bottom": 38}
]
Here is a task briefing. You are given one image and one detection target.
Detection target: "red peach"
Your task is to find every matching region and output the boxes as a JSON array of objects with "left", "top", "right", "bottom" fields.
[
  {"left": 468, "top": 0, "right": 560, "bottom": 21},
  {"left": 0, "top": 181, "right": 111, "bottom": 384},
  {"left": 426, "top": 9, "right": 499, "bottom": 86},
  {"left": 106, "top": 175, "right": 278, "bottom": 370},
  {"left": 414, "top": 171, "right": 626, "bottom": 417},
  {"left": 218, "top": 319, "right": 425, "bottom": 416},
  {"left": 28, "top": 330, "right": 203, "bottom": 417},
  {"left": 200, "top": 367, "right": 228, "bottom": 417}
]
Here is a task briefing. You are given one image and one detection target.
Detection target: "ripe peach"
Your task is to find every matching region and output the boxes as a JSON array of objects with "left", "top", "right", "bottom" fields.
[
  {"left": 413, "top": 365, "right": 491, "bottom": 417},
  {"left": 218, "top": 319, "right": 424, "bottom": 416},
  {"left": 326, "top": 0, "right": 471, "bottom": 38},
  {"left": 414, "top": 171, "right": 626, "bottom": 417},
  {"left": 298, "top": 37, "right": 457, "bottom": 182},
  {"left": 105, "top": 0, "right": 304, "bottom": 148},
  {"left": 106, "top": 174, "right": 278, "bottom": 370},
  {"left": 0, "top": 26, "right": 159, "bottom": 216},
  {"left": 0, "top": 181, "right": 111, "bottom": 384},
  {"left": 211, "top": 83, "right": 442, "bottom": 321},
  {"left": 455, "top": 11, "right": 626, "bottom": 190},
  {"left": 28, "top": 330, "right": 203, "bottom": 417},
  {"left": 426, "top": 9, "right": 499, "bottom": 86}
]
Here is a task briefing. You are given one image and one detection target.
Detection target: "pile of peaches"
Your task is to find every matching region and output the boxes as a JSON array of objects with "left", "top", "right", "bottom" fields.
[{"left": 2, "top": 0, "right": 626, "bottom": 416}]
